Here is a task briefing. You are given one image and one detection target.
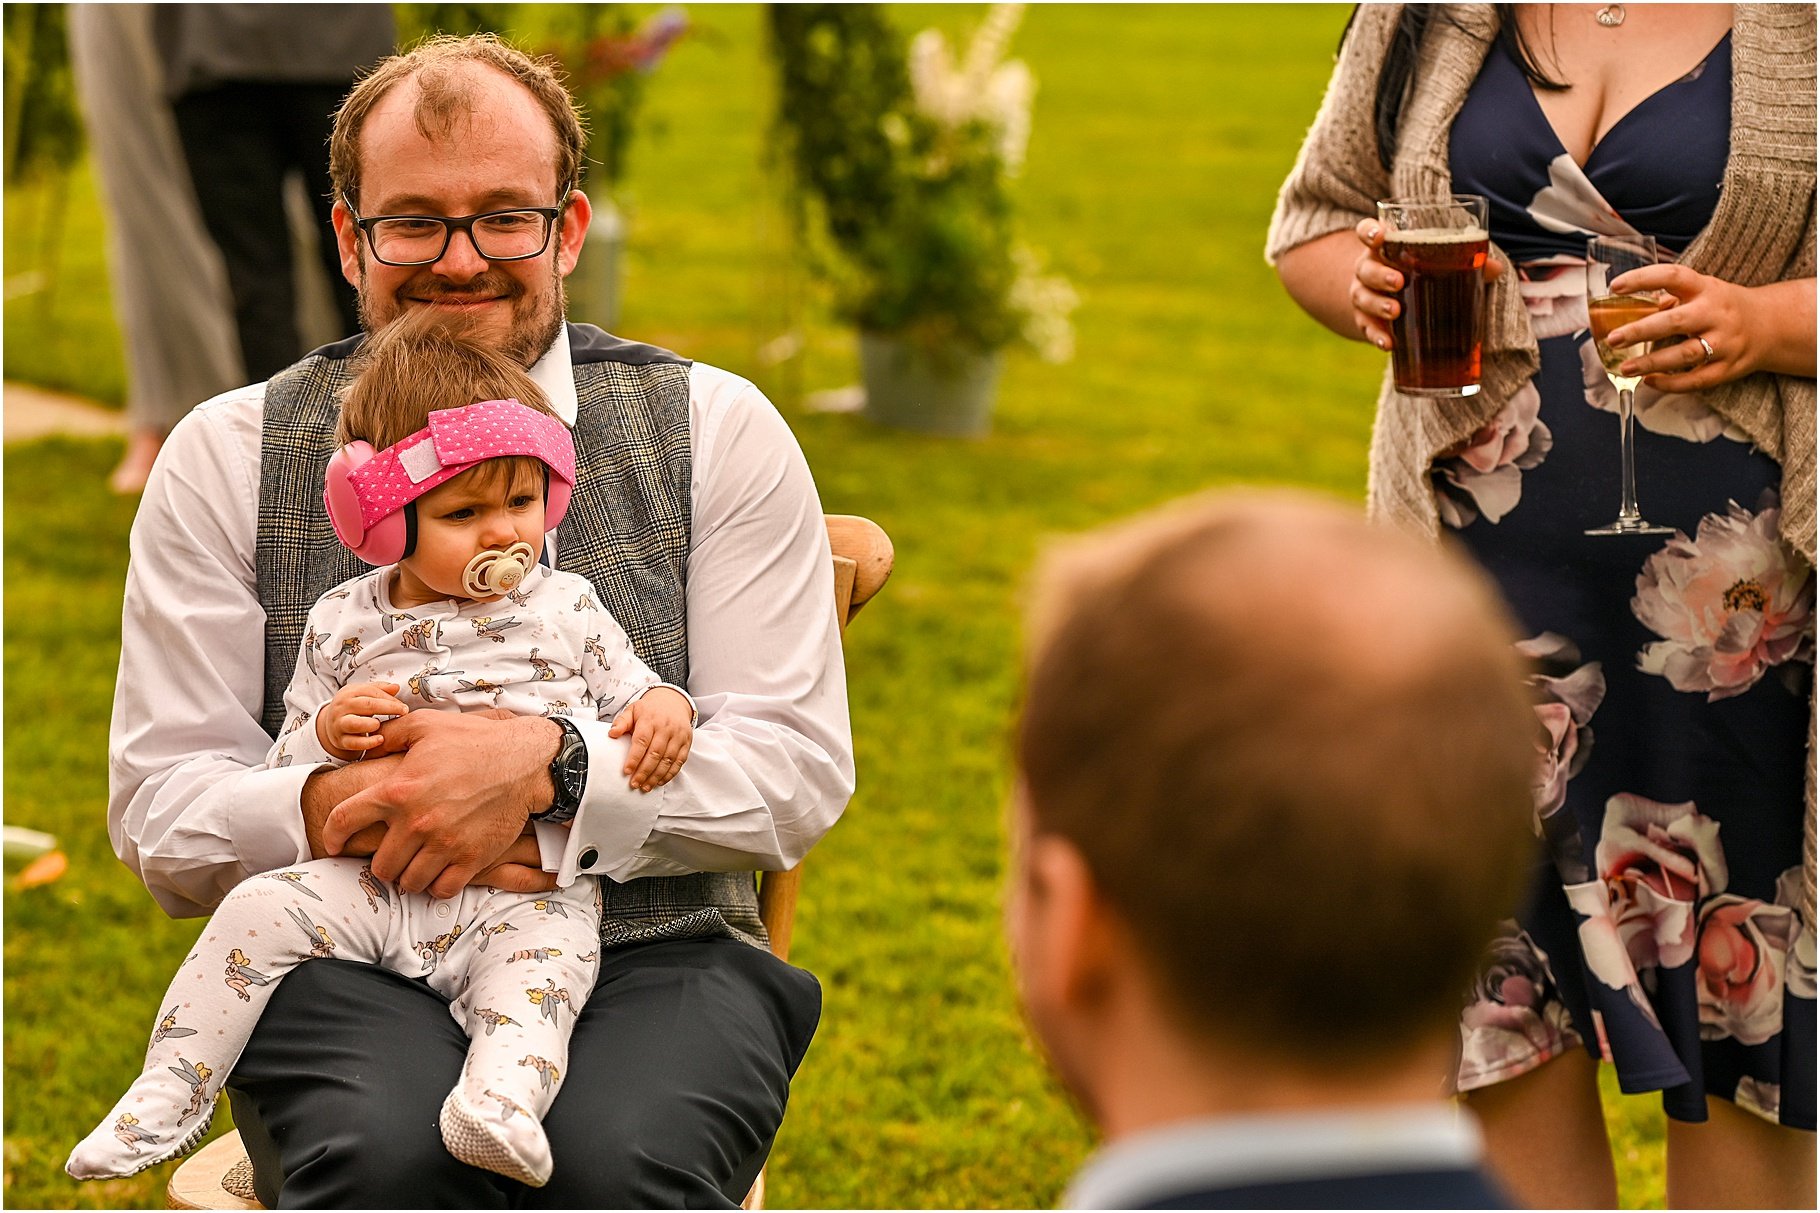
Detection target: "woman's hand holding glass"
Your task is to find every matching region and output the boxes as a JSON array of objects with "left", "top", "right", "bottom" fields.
[
  {"left": 1348, "top": 216, "right": 1505, "bottom": 351},
  {"left": 1602, "top": 265, "right": 1816, "bottom": 393}
]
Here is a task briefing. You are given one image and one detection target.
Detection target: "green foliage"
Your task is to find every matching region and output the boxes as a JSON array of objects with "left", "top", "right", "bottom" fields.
[
  {"left": 767, "top": 5, "right": 1046, "bottom": 359},
  {"left": 535, "top": 6, "right": 688, "bottom": 190},
  {"left": 392, "top": 4, "right": 685, "bottom": 191},
  {"left": 767, "top": 7, "right": 914, "bottom": 256},
  {"left": 3, "top": 7, "right": 1673, "bottom": 1209},
  {"left": 393, "top": 3, "right": 515, "bottom": 41},
  {"left": 4, "top": 4, "right": 84, "bottom": 183}
]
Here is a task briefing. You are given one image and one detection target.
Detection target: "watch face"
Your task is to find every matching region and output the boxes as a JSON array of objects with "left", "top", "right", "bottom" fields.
[{"left": 556, "top": 724, "right": 588, "bottom": 806}]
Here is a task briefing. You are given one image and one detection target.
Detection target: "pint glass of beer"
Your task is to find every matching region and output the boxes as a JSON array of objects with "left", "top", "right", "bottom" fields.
[{"left": 1376, "top": 194, "right": 1490, "bottom": 397}]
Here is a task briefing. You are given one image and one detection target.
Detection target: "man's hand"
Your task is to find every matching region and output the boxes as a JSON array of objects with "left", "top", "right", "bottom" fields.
[
  {"left": 474, "top": 832, "right": 559, "bottom": 894},
  {"left": 320, "top": 711, "right": 562, "bottom": 899},
  {"left": 305, "top": 762, "right": 555, "bottom": 892},
  {"left": 303, "top": 761, "right": 394, "bottom": 860}
]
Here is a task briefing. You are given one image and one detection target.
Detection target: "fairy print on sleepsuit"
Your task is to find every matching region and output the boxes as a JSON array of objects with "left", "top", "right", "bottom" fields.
[{"left": 68, "top": 562, "right": 678, "bottom": 1188}]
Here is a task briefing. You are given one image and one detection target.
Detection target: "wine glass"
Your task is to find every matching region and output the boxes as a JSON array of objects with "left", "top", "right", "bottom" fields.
[{"left": 1584, "top": 235, "right": 1674, "bottom": 537}]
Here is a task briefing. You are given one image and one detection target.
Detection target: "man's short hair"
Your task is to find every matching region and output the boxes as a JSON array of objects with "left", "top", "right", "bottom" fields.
[
  {"left": 1016, "top": 490, "right": 1538, "bottom": 1066},
  {"left": 330, "top": 33, "right": 587, "bottom": 210},
  {"left": 339, "top": 310, "right": 554, "bottom": 494}
]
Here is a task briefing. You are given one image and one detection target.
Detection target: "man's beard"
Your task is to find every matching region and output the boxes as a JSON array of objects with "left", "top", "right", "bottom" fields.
[{"left": 355, "top": 255, "right": 567, "bottom": 368}]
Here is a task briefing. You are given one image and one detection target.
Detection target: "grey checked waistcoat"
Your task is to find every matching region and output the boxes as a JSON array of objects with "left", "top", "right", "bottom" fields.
[{"left": 255, "top": 322, "right": 767, "bottom": 950}]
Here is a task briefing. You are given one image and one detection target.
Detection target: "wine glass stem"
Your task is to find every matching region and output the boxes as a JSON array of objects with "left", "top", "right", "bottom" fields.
[{"left": 1617, "top": 386, "right": 1642, "bottom": 523}]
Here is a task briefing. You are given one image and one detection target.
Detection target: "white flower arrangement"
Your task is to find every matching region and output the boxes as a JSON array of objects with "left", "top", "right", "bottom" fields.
[
  {"left": 908, "top": 4, "right": 1035, "bottom": 173},
  {"left": 771, "top": 4, "right": 1077, "bottom": 362}
]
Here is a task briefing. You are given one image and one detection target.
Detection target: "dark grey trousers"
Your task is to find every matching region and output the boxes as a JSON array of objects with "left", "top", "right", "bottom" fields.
[
  {"left": 225, "top": 936, "right": 821, "bottom": 1208},
  {"left": 170, "top": 81, "right": 361, "bottom": 381}
]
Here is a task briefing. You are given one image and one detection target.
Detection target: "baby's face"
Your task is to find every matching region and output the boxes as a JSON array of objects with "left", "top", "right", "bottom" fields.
[{"left": 393, "top": 460, "right": 547, "bottom": 608}]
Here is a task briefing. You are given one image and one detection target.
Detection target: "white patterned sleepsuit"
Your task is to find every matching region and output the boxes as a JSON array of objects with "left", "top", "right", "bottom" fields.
[{"left": 69, "top": 563, "right": 669, "bottom": 1187}]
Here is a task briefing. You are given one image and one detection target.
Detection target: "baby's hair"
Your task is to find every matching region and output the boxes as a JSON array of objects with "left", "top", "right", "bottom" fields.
[
  {"left": 339, "top": 308, "right": 555, "bottom": 447},
  {"left": 340, "top": 309, "right": 557, "bottom": 497}
]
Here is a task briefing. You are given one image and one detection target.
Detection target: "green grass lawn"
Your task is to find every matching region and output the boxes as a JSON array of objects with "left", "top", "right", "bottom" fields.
[{"left": 5, "top": 5, "right": 1669, "bottom": 1208}]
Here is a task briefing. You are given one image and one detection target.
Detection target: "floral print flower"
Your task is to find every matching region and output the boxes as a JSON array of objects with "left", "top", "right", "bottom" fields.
[
  {"left": 1734, "top": 1076, "right": 1782, "bottom": 1122},
  {"left": 1596, "top": 795, "right": 1727, "bottom": 972},
  {"left": 1579, "top": 339, "right": 1746, "bottom": 444},
  {"left": 1526, "top": 154, "right": 1639, "bottom": 240},
  {"left": 1433, "top": 380, "right": 1553, "bottom": 528},
  {"left": 1515, "top": 633, "right": 1603, "bottom": 882},
  {"left": 1458, "top": 923, "right": 1580, "bottom": 1086},
  {"left": 1775, "top": 864, "right": 1816, "bottom": 1000},
  {"left": 1696, "top": 895, "right": 1796, "bottom": 1045},
  {"left": 1518, "top": 259, "right": 1590, "bottom": 342},
  {"left": 1632, "top": 496, "right": 1816, "bottom": 701},
  {"left": 1565, "top": 880, "right": 1664, "bottom": 1032},
  {"left": 1520, "top": 634, "right": 1605, "bottom": 819}
]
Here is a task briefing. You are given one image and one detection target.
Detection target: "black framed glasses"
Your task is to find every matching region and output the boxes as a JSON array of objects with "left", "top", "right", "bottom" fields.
[{"left": 345, "top": 192, "right": 570, "bottom": 267}]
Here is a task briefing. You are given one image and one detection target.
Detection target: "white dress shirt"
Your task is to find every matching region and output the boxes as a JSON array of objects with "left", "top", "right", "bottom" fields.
[
  {"left": 1062, "top": 1103, "right": 1489, "bottom": 1209},
  {"left": 109, "top": 332, "right": 854, "bottom": 917}
]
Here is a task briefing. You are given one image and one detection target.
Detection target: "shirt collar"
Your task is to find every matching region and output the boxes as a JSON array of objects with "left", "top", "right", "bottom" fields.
[
  {"left": 1062, "top": 1102, "right": 1485, "bottom": 1210},
  {"left": 528, "top": 325, "right": 578, "bottom": 426}
]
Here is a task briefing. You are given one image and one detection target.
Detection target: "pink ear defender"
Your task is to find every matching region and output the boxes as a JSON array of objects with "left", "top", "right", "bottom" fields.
[{"left": 322, "top": 397, "right": 577, "bottom": 568}]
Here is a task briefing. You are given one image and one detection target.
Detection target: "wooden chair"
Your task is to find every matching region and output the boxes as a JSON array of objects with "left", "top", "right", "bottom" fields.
[{"left": 168, "top": 515, "right": 894, "bottom": 1211}]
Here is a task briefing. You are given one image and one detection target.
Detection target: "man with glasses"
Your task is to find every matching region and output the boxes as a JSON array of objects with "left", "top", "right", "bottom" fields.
[{"left": 108, "top": 33, "right": 850, "bottom": 1206}]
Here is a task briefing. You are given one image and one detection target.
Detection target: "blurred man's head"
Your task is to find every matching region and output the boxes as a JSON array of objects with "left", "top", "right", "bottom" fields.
[
  {"left": 1008, "top": 491, "right": 1537, "bottom": 1130},
  {"left": 329, "top": 35, "right": 591, "bottom": 366}
]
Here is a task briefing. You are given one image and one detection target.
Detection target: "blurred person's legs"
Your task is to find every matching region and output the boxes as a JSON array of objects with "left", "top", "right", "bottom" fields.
[
  {"left": 66, "top": 4, "right": 242, "bottom": 495},
  {"left": 173, "top": 82, "right": 300, "bottom": 380},
  {"left": 1666, "top": 1097, "right": 1815, "bottom": 1209},
  {"left": 1463, "top": 1049, "right": 1619, "bottom": 1208},
  {"left": 173, "top": 81, "right": 355, "bottom": 380},
  {"left": 276, "top": 82, "right": 361, "bottom": 340}
]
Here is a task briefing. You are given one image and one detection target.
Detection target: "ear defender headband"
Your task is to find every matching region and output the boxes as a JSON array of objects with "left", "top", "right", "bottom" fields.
[{"left": 323, "top": 397, "right": 577, "bottom": 571}]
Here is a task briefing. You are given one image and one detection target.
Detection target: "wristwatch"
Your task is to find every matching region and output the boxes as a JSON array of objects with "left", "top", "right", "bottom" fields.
[{"left": 535, "top": 716, "right": 588, "bottom": 824}]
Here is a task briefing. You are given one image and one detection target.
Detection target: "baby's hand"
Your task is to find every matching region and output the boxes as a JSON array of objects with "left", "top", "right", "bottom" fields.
[
  {"left": 609, "top": 687, "right": 693, "bottom": 792},
  {"left": 317, "top": 681, "right": 410, "bottom": 762}
]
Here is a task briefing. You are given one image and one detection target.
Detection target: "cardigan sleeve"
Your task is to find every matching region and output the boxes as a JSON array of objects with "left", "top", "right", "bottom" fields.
[{"left": 1265, "top": 4, "right": 1404, "bottom": 263}]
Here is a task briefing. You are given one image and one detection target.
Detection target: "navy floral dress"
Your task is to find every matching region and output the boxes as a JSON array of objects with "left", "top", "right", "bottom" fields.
[{"left": 1444, "top": 33, "right": 1815, "bottom": 1129}]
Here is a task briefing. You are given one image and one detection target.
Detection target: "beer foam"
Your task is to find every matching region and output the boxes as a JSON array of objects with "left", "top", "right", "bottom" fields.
[{"left": 1387, "top": 226, "right": 1488, "bottom": 244}]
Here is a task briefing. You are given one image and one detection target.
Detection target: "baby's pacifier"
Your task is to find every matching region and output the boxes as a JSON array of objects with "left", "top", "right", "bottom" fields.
[{"left": 462, "top": 541, "right": 537, "bottom": 597}]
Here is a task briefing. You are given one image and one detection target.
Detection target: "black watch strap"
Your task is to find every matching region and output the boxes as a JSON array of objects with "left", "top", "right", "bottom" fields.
[{"left": 534, "top": 716, "right": 588, "bottom": 824}]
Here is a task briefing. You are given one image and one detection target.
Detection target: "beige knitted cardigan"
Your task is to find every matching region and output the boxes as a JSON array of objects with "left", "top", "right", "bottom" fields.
[{"left": 1267, "top": 4, "right": 1817, "bottom": 917}]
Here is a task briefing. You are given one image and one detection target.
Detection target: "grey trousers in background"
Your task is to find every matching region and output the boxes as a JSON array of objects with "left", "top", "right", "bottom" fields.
[
  {"left": 66, "top": 4, "right": 242, "bottom": 432},
  {"left": 226, "top": 936, "right": 822, "bottom": 1208}
]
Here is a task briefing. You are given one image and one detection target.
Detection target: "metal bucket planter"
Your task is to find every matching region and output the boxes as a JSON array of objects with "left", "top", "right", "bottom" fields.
[
  {"left": 859, "top": 331, "right": 1003, "bottom": 438},
  {"left": 564, "top": 196, "right": 625, "bottom": 331}
]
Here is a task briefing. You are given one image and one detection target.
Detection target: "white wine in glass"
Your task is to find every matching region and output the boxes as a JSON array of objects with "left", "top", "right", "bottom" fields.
[{"left": 1584, "top": 236, "right": 1673, "bottom": 537}]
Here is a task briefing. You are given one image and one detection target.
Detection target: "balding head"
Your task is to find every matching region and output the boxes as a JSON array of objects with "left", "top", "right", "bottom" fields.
[
  {"left": 330, "top": 33, "right": 586, "bottom": 211},
  {"left": 1016, "top": 489, "right": 1537, "bottom": 1065}
]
